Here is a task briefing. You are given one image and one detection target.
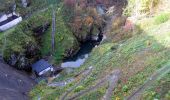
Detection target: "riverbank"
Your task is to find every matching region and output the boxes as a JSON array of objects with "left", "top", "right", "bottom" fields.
[{"left": 61, "top": 32, "right": 104, "bottom": 69}]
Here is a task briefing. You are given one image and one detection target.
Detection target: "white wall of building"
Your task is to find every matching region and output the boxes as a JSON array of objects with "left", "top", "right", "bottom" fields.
[
  {"left": 39, "top": 67, "right": 54, "bottom": 76},
  {"left": 0, "top": 17, "right": 22, "bottom": 31}
]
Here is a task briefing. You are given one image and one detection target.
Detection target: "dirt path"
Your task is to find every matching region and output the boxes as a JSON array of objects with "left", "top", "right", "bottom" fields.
[
  {"left": 103, "top": 70, "right": 121, "bottom": 100},
  {"left": 0, "top": 61, "right": 35, "bottom": 100},
  {"left": 65, "top": 70, "right": 121, "bottom": 100},
  {"left": 51, "top": 8, "right": 56, "bottom": 53},
  {"left": 48, "top": 78, "right": 74, "bottom": 87},
  {"left": 60, "top": 66, "right": 93, "bottom": 100},
  {"left": 127, "top": 63, "right": 170, "bottom": 100}
]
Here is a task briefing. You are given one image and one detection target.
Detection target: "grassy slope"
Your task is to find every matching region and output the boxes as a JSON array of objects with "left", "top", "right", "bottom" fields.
[
  {"left": 30, "top": 11, "right": 170, "bottom": 100},
  {"left": 40, "top": 5, "right": 79, "bottom": 63},
  {"left": 0, "top": 2, "right": 79, "bottom": 68},
  {"left": 141, "top": 72, "right": 170, "bottom": 100}
]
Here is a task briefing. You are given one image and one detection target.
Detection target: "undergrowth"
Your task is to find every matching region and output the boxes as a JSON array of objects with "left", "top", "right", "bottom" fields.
[{"left": 31, "top": 11, "right": 170, "bottom": 100}]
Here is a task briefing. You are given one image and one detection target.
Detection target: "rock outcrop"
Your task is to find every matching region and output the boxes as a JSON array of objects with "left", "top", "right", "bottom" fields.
[{"left": 21, "top": 0, "right": 29, "bottom": 8}]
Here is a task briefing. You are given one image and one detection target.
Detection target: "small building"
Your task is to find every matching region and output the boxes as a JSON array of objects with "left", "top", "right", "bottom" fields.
[
  {"left": 32, "top": 59, "right": 54, "bottom": 76},
  {"left": 0, "top": 12, "right": 22, "bottom": 31}
]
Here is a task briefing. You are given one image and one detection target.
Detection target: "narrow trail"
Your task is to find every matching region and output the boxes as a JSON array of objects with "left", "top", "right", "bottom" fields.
[
  {"left": 127, "top": 63, "right": 170, "bottom": 100},
  {"left": 60, "top": 66, "right": 93, "bottom": 100},
  {"left": 51, "top": 8, "right": 56, "bottom": 53},
  {"left": 68, "top": 75, "right": 108, "bottom": 100},
  {"left": 103, "top": 70, "right": 121, "bottom": 100},
  {"left": 48, "top": 66, "right": 93, "bottom": 87},
  {"left": 65, "top": 70, "right": 121, "bottom": 100},
  {"left": 48, "top": 78, "right": 74, "bottom": 87}
]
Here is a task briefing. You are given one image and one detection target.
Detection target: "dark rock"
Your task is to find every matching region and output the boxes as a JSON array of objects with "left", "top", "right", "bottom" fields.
[
  {"left": 7, "top": 43, "right": 40, "bottom": 70},
  {"left": 32, "top": 23, "right": 50, "bottom": 36},
  {"left": 21, "top": 0, "right": 29, "bottom": 8}
]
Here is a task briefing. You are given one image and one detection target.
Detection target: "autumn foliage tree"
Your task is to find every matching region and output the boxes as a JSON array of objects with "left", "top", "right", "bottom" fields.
[{"left": 64, "top": 0, "right": 76, "bottom": 7}]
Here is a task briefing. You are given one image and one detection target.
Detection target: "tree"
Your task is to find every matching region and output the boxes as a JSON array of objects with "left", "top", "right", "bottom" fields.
[
  {"left": 64, "top": 0, "right": 76, "bottom": 7},
  {"left": 0, "top": 0, "right": 16, "bottom": 14}
]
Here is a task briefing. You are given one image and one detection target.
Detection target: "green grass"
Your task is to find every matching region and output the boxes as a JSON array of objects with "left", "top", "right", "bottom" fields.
[
  {"left": 154, "top": 12, "right": 170, "bottom": 24},
  {"left": 31, "top": 13, "right": 170, "bottom": 100},
  {"left": 40, "top": 4, "right": 79, "bottom": 64},
  {"left": 15, "top": 0, "right": 62, "bottom": 16},
  {"left": 141, "top": 72, "right": 170, "bottom": 100},
  {"left": 0, "top": 8, "right": 53, "bottom": 69},
  {"left": 0, "top": 2, "right": 80, "bottom": 68},
  {"left": 31, "top": 3, "right": 170, "bottom": 100}
]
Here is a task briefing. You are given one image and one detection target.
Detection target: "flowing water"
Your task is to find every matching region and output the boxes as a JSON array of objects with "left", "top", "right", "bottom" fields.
[{"left": 61, "top": 34, "right": 104, "bottom": 68}]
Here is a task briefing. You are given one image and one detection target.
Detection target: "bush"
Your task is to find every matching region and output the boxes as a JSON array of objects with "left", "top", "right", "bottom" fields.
[
  {"left": 123, "top": 0, "right": 160, "bottom": 16},
  {"left": 122, "top": 85, "right": 129, "bottom": 92},
  {"left": 165, "top": 91, "right": 170, "bottom": 100},
  {"left": 154, "top": 12, "right": 170, "bottom": 24},
  {"left": 74, "top": 86, "right": 85, "bottom": 92},
  {"left": 0, "top": 8, "right": 52, "bottom": 69}
]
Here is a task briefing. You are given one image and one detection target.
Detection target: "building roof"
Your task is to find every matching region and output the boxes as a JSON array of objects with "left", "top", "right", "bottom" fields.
[
  {"left": 32, "top": 59, "right": 53, "bottom": 73},
  {"left": 0, "top": 15, "right": 18, "bottom": 26}
]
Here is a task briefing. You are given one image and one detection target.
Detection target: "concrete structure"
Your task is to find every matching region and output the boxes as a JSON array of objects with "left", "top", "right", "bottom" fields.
[{"left": 0, "top": 12, "right": 22, "bottom": 31}]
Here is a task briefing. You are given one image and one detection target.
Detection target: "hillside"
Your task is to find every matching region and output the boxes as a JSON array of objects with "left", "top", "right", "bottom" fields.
[
  {"left": 30, "top": 0, "right": 170, "bottom": 100},
  {"left": 0, "top": 0, "right": 170, "bottom": 100}
]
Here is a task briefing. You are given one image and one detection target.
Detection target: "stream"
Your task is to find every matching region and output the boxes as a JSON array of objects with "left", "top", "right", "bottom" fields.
[{"left": 61, "top": 33, "right": 104, "bottom": 68}]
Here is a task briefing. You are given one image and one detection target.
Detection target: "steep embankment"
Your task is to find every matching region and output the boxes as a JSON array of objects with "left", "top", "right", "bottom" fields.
[{"left": 30, "top": 0, "right": 170, "bottom": 100}]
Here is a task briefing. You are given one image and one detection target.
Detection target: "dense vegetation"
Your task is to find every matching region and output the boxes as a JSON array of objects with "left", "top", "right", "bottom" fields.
[
  {"left": 0, "top": 0, "right": 170, "bottom": 100},
  {"left": 0, "top": 1, "right": 79, "bottom": 69},
  {"left": 0, "top": 0, "right": 104, "bottom": 69},
  {"left": 30, "top": 0, "right": 170, "bottom": 100}
]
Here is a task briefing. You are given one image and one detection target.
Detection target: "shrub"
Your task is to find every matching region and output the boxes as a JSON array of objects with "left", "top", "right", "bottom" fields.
[
  {"left": 74, "top": 86, "right": 85, "bottom": 92},
  {"left": 122, "top": 85, "right": 129, "bottom": 92},
  {"left": 123, "top": 0, "right": 160, "bottom": 16},
  {"left": 154, "top": 12, "right": 170, "bottom": 24},
  {"left": 165, "top": 91, "right": 170, "bottom": 100}
]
